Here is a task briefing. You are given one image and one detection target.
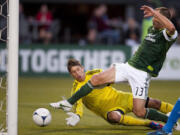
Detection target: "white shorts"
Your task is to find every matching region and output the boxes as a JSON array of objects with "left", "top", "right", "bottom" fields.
[{"left": 112, "top": 63, "right": 151, "bottom": 100}]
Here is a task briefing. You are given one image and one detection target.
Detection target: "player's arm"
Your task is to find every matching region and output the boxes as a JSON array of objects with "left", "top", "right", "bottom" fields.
[
  {"left": 71, "top": 81, "right": 84, "bottom": 117},
  {"left": 72, "top": 99, "right": 83, "bottom": 118},
  {"left": 65, "top": 81, "right": 84, "bottom": 126},
  {"left": 140, "top": 5, "right": 176, "bottom": 35},
  {"left": 65, "top": 99, "right": 83, "bottom": 126}
]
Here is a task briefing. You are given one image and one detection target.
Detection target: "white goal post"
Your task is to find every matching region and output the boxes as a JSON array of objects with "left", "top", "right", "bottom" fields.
[
  {"left": 0, "top": 0, "right": 19, "bottom": 134},
  {"left": 7, "top": 0, "right": 19, "bottom": 134}
]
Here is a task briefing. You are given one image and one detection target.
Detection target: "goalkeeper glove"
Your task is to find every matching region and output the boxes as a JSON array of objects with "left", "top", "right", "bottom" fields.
[{"left": 66, "top": 112, "right": 80, "bottom": 126}]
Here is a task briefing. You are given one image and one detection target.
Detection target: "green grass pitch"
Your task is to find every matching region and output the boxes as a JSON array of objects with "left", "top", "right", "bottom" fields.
[{"left": 18, "top": 77, "right": 180, "bottom": 135}]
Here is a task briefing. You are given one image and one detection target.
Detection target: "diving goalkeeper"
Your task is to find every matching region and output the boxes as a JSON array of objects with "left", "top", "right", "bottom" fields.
[{"left": 50, "top": 59, "right": 176, "bottom": 129}]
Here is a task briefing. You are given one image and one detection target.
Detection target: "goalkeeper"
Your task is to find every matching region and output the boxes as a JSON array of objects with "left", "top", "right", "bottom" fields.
[{"left": 50, "top": 59, "right": 174, "bottom": 128}]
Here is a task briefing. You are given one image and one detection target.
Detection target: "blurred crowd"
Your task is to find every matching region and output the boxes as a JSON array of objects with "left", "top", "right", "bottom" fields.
[
  {"left": 19, "top": 3, "right": 180, "bottom": 46},
  {"left": 84, "top": 5, "right": 140, "bottom": 46},
  {"left": 19, "top": 3, "right": 60, "bottom": 45}
]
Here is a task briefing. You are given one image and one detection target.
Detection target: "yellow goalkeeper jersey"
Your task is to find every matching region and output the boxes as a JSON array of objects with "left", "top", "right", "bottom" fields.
[{"left": 71, "top": 69, "right": 133, "bottom": 120}]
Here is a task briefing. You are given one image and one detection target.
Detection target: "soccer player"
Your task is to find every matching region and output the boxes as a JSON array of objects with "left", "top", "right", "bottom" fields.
[
  {"left": 148, "top": 98, "right": 180, "bottom": 135},
  {"left": 50, "top": 59, "right": 175, "bottom": 129},
  {"left": 50, "top": 5, "right": 178, "bottom": 123}
]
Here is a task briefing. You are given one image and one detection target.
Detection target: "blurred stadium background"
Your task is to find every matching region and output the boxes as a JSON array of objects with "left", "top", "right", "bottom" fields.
[{"left": 0, "top": 0, "right": 180, "bottom": 134}]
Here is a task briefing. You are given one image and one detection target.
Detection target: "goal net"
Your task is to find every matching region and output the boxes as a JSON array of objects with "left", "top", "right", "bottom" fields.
[
  {"left": 0, "top": 0, "right": 8, "bottom": 134},
  {"left": 0, "top": 73, "right": 7, "bottom": 135},
  {"left": 0, "top": 0, "right": 19, "bottom": 134},
  {"left": 0, "top": 0, "right": 7, "bottom": 43}
]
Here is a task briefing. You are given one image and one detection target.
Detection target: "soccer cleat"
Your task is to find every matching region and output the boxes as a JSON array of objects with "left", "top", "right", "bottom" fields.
[
  {"left": 149, "top": 121, "right": 163, "bottom": 130},
  {"left": 49, "top": 100, "right": 72, "bottom": 112},
  {"left": 147, "top": 129, "right": 172, "bottom": 135}
]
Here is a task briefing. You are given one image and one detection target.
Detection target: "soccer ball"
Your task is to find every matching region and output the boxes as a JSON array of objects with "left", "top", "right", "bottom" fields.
[{"left": 33, "top": 108, "right": 52, "bottom": 126}]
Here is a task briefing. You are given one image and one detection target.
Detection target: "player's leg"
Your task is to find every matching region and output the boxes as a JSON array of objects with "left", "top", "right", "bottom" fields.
[
  {"left": 133, "top": 98, "right": 147, "bottom": 117},
  {"left": 107, "top": 111, "right": 121, "bottom": 124},
  {"left": 132, "top": 94, "right": 168, "bottom": 123},
  {"left": 67, "top": 62, "right": 130, "bottom": 105},
  {"left": 147, "top": 97, "right": 180, "bottom": 132},
  {"left": 67, "top": 66, "right": 116, "bottom": 104},
  {"left": 162, "top": 98, "right": 180, "bottom": 133},
  {"left": 90, "top": 66, "right": 115, "bottom": 86},
  {"left": 133, "top": 98, "right": 168, "bottom": 122},
  {"left": 50, "top": 63, "right": 127, "bottom": 110},
  {"left": 107, "top": 110, "right": 162, "bottom": 129},
  {"left": 147, "top": 98, "right": 180, "bottom": 135},
  {"left": 146, "top": 97, "right": 173, "bottom": 114},
  {"left": 127, "top": 64, "right": 168, "bottom": 122}
]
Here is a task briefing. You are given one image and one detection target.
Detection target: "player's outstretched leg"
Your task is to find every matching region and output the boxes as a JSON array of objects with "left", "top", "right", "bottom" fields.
[
  {"left": 147, "top": 97, "right": 174, "bottom": 114},
  {"left": 107, "top": 111, "right": 163, "bottom": 130},
  {"left": 163, "top": 98, "right": 180, "bottom": 133},
  {"left": 147, "top": 98, "right": 180, "bottom": 135},
  {"left": 67, "top": 67, "right": 115, "bottom": 105}
]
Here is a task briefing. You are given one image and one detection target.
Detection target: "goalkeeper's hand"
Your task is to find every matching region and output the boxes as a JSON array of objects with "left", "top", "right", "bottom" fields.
[{"left": 66, "top": 112, "right": 80, "bottom": 126}]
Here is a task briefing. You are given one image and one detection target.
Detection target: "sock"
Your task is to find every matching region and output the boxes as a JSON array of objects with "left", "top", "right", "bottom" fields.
[
  {"left": 163, "top": 98, "right": 180, "bottom": 133},
  {"left": 120, "top": 115, "right": 150, "bottom": 126},
  {"left": 160, "top": 101, "right": 174, "bottom": 114},
  {"left": 67, "top": 81, "right": 93, "bottom": 105},
  {"left": 145, "top": 108, "right": 168, "bottom": 123}
]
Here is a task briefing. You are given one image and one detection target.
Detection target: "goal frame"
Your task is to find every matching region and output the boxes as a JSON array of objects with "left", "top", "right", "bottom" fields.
[
  {"left": 0, "top": 0, "right": 19, "bottom": 134},
  {"left": 6, "top": 0, "right": 19, "bottom": 134}
]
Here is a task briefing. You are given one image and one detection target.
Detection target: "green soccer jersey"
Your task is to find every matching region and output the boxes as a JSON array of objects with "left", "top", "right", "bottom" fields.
[{"left": 128, "top": 26, "right": 178, "bottom": 77}]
